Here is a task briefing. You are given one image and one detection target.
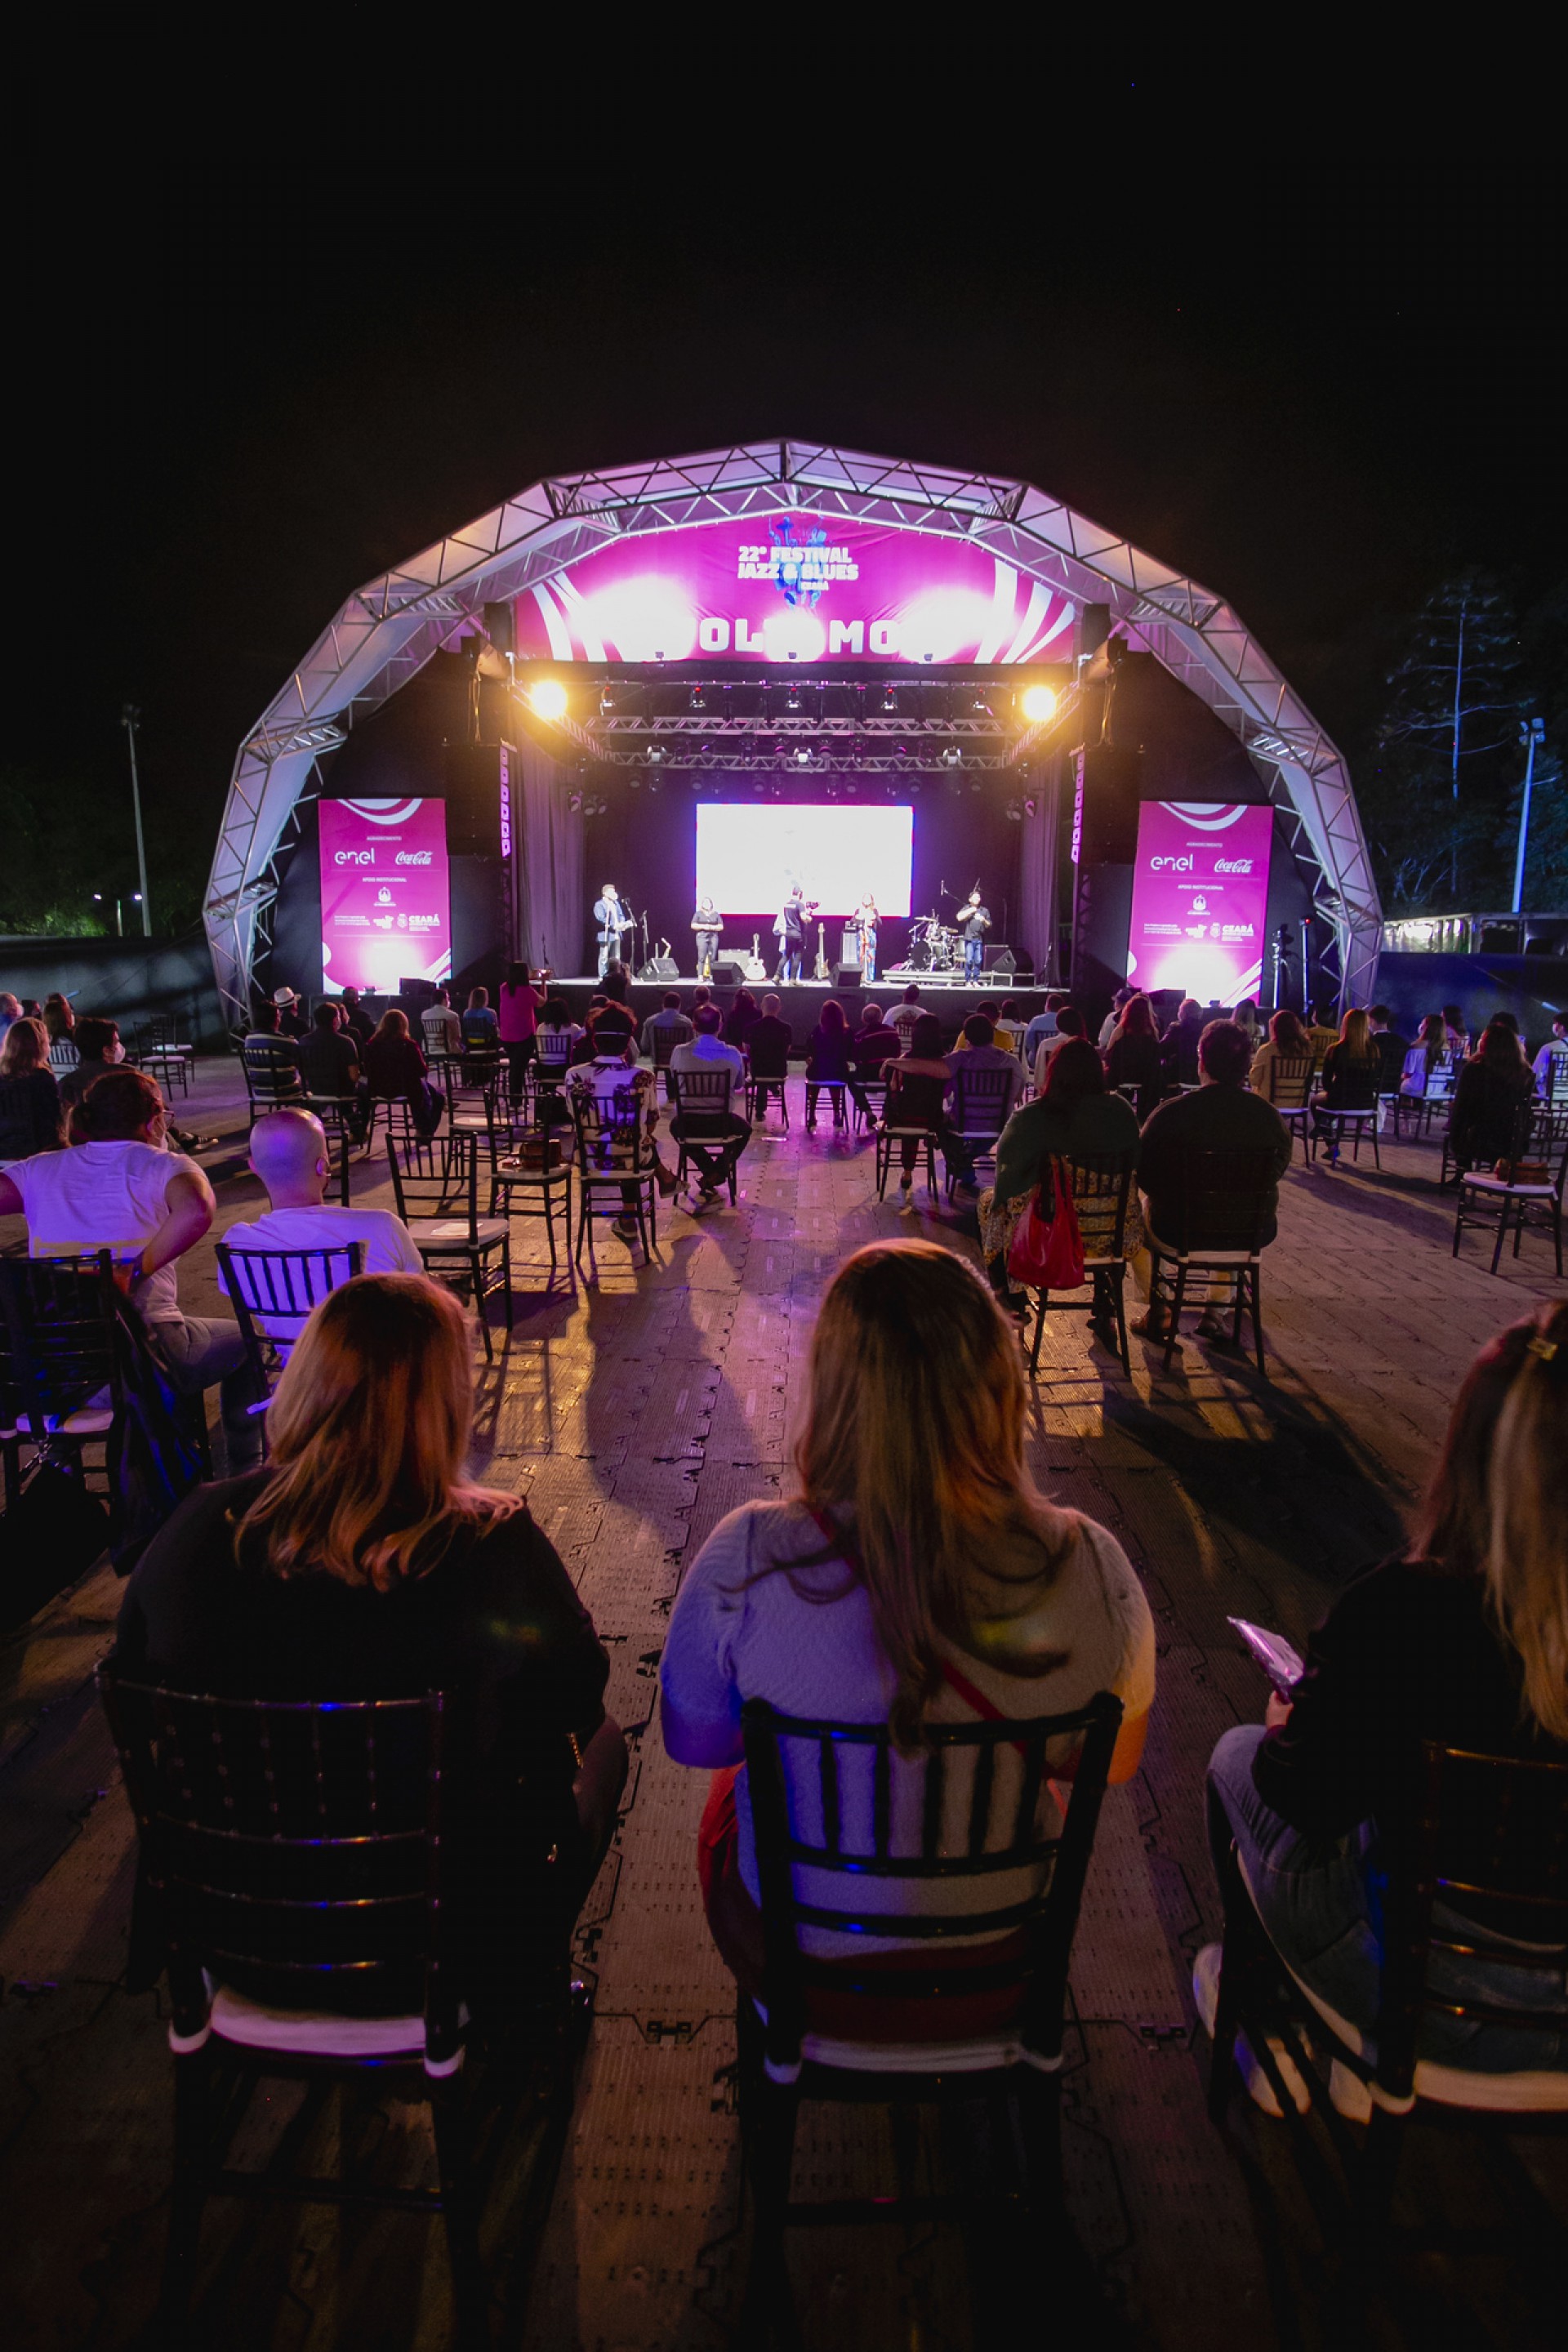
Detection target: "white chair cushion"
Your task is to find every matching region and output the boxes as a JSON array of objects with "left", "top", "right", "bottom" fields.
[
  {"left": 751, "top": 1998, "right": 1061, "bottom": 2083},
  {"left": 210, "top": 1983, "right": 428, "bottom": 2059},
  {"left": 410, "top": 1218, "right": 510, "bottom": 1245},
  {"left": 1464, "top": 1174, "right": 1556, "bottom": 1197}
]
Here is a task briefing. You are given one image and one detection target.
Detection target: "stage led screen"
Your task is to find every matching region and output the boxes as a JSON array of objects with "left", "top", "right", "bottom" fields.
[
  {"left": 694, "top": 803, "right": 913, "bottom": 918},
  {"left": 1126, "top": 802, "right": 1273, "bottom": 1003},
  {"left": 514, "top": 514, "right": 1074, "bottom": 668},
  {"left": 318, "top": 797, "right": 452, "bottom": 996}
]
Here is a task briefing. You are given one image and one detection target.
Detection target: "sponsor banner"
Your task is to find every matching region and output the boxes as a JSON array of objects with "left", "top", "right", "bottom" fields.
[
  {"left": 512, "top": 514, "right": 1074, "bottom": 668},
  {"left": 1126, "top": 802, "right": 1273, "bottom": 1003},
  {"left": 318, "top": 797, "right": 452, "bottom": 995},
  {"left": 695, "top": 801, "right": 913, "bottom": 918}
]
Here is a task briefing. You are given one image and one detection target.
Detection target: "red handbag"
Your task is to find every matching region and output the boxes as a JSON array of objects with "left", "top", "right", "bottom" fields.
[{"left": 1006, "top": 1160, "right": 1085, "bottom": 1290}]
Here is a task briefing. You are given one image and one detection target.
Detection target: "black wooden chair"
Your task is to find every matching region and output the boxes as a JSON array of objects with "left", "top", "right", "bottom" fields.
[
  {"left": 136, "top": 1014, "right": 194, "bottom": 1099},
  {"left": 568, "top": 1085, "right": 659, "bottom": 1266},
  {"left": 1146, "top": 1147, "right": 1279, "bottom": 1374},
  {"left": 873, "top": 1066, "right": 941, "bottom": 1201},
  {"left": 1206, "top": 1740, "right": 1568, "bottom": 2264},
  {"left": 96, "top": 1669, "right": 541, "bottom": 2344},
  {"left": 485, "top": 1095, "right": 573, "bottom": 1271},
  {"left": 737, "top": 1690, "right": 1123, "bottom": 2333},
  {"left": 294, "top": 1095, "right": 355, "bottom": 1200},
  {"left": 670, "top": 1066, "right": 746, "bottom": 1205},
  {"left": 849, "top": 1067, "right": 890, "bottom": 1136},
  {"left": 0, "top": 1250, "right": 122, "bottom": 1519},
  {"left": 1452, "top": 1138, "right": 1567, "bottom": 1278},
  {"left": 1308, "top": 1057, "right": 1383, "bottom": 1168},
  {"left": 239, "top": 1037, "right": 305, "bottom": 1116},
  {"left": 1024, "top": 1150, "right": 1138, "bottom": 1376},
  {"left": 943, "top": 1062, "right": 1017, "bottom": 1199},
  {"left": 744, "top": 1043, "right": 791, "bottom": 1129},
  {"left": 215, "top": 1242, "right": 367, "bottom": 1439},
  {"left": 387, "top": 1132, "right": 512, "bottom": 1358},
  {"left": 1254, "top": 1053, "right": 1315, "bottom": 1161}
]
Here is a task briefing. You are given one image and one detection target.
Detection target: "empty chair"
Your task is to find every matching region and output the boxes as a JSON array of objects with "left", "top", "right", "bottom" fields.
[
  {"left": 1453, "top": 1137, "right": 1567, "bottom": 1277},
  {"left": 0, "top": 1248, "right": 122, "bottom": 1516},
  {"left": 386, "top": 1131, "right": 512, "bottom": 1357}
]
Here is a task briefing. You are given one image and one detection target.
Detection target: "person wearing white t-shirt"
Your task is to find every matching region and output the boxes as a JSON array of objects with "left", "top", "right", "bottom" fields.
[
  {"left": 661, "top": 1241, "right": 1154, "bottom": 2006},
  {"left": 218, "top": 1109, "right": 424, "bottom": 1347},
  {"left": 0, "top": 1065, "right": 263, "bottom": 1468}
]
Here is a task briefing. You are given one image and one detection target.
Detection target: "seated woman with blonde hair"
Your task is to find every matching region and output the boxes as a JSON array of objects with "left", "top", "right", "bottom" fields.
[
  {"left": 115, "top": 1275, "right": 625, "bottom": 2004},
  {"left": 662, "top": 1241, "right": 1155, "bottom": 2007}
]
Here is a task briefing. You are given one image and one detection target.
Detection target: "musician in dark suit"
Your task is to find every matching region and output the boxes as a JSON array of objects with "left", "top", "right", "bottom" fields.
[
  {"left": 691, "top": 897, "right": 721, "bottom": 981},
  {"left": 593, "top": 884, "right": 632, "bottom": 980},
  {"left": 773, "top": 885, "right": 813, "bottom": 986}
]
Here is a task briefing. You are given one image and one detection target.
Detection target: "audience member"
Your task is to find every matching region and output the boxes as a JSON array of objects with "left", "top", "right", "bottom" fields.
[
  {"left": 943, "top": 1014, "right": 1025, "bottom": 1191},
  {"left": 847, "top": 1003, "right": 901, "bottom": 1121},
  {"left": 1200, "top": 1300, "right": 1568, "bottom": 2104},
  {"left": 337, "top": 987, "right": 373, "bottom": 1049},
  {"left": 497, "top": 962, "right": 542, "bottom": 1094},
  {"left": 1449, "top": 1019, "right": 1535, "bottom": 1171},
  {"left": 1022, "top": 991, "right": 1070, "bottom": 1065},
  {"left": 1098, "top": 985, "right": 1136, "bottom": 1050},
  {"left": 745, "top": 995, "right": 793, "bottom": 1120},
  {"left": 421, "top": 988, "right": 463, "bottom": 1062},
  {"left": 1163, "top": 998, "right": 1208, "bottom": 1087},
  {"left": 296, "top": 999, "right": 368, "bottom": 1137},
  {"left": 982, "top": 1036, "right": 1142, "bottom": 1321},
  {"left": 1134, "top": 1021, "right": 1292, "bottom": 1344},
  {"left": 1232, "top": 997, "right": 1262, "bottom": 1045},
  {"left": 1366, "top": 1004, "right": 1410, "bottom": 1097},
  {"left": 243, "top": 1001, "right": 304, "bottom": 1101},
  {"left": 42, "top": 991, "right": 75, "bottom": 1044},
  {"left": 669, "top": 1007, "right": 752, "bottom": 1210},
  {"left": 992, "top": 998, "right": 1027, "bottom": 1056},
  {"left": 1442, "top": 1002, "right": 1471, "bottom": 1056},
  {"left": 0, "top": 1067, "right": 261, "bottom": 1468},
  {"left": 1247, "top": 1009, "right": 1312, "bottom": 1102},
  {"left": 1534, "top": 1013, "right": 1568, "bottom": 1098},
  {"left": 566, "top": 1030, "right": 677, "bottom": 1239},
  {"left": 114, "top": 1275, "right": 626, "bottom": 2009},
  {"left": 1312, "top": 1007, "right": 1380, "bottom": 1166},
  {"left": 1304, "top": 1001, "right": 1341, "bottom": 1061},
  {"left": 362, "top": 1009, "right": 444, "bottom": 1138},
  {"left": 57, "top": 1017, "right": 124, "bottom": 1115},
  {"left": 882, "top": 1012, "right": 953, "bottom": 1204},
  {"left": 640, "top": 991, "right": 695, "bottom": 1063},
  {"left": 271, "top": 987, "right": 308, "bottom": 1040},
  {"left": 599, "top": 962, "right": 632, "bottom": 1008},
  {"left": 220, "top": 1109, "right": 422, "bottom": 1341},
  {"left": 1033, "top": 1005, "right": 1085, "bottom": 1093},
  {"left": 889, "top": 983, "right": 924, "bottom": 1053},
  {"left": 461, "top": 987, "right": 499, "bottom": 1051},
  {"left": 1103, "top": 991, "right": 1165, "bottom": 1121},
  {"left": 660, "top": 1241, "right": 1156, "bottom": 1998},
  {"left": 536, "top": 996, "right": 585, "bottom": 1064},
  {"left": 952, "top": 1000, "right": 1002, "bottom": 1053},
  {"left": 0, "top": 993, "right": 21, "bottom": 1040},
  {"left": 721, "top": 989, "right": 761, "bottom": 1050},
  {"left": 804, "top": 1000, "right": 853, "bottom": 1131},
  {"left": 1399, "top": 1012, "right": 1450, "bottom": 1098},
  {"left": 0, "top": 1017, "right": 65, "bottom": 1161}
]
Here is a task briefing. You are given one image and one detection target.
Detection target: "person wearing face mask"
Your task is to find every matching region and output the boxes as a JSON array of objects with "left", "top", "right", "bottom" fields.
[{"left": 57, "top": 1016, "right": 127, "bottom": 1115}]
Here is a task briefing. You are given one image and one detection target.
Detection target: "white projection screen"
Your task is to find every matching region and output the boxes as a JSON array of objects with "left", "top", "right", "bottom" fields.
[{"left": 695, "top": 803, "right": 913, "bottom": 916}]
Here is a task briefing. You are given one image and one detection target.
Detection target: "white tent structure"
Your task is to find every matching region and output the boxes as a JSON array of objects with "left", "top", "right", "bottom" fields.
[{"left": 205, "top": 440, "right": 1379, "bottom": 1022}]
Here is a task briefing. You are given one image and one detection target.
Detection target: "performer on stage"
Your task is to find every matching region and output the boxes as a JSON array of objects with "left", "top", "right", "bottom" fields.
[
  {"left": 855, "top": 893, "right": 879, "bottom": 984},
  {"left": 960, "top": 886, "right": 991, "bottom": 983},
  {"left": 773, "top": 884, "right": 813, "bottom": 985},
  {"left": 593, "top": 882, "right": 632, "bottom": 980},
  {"left": 691, "top": 895, "right": 721, "bottom": 981}
]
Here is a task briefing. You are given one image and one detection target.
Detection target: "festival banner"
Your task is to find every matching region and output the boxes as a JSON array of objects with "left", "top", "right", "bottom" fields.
[
  {"left": 1126, "top": 802, "right": 1273, "bottom": 1003},
  {"left": 511, "top": 515, "right": 1074, "bottom": 669},
  {"left": 318, "top": 797, "right": 452, "bottom": 996}
]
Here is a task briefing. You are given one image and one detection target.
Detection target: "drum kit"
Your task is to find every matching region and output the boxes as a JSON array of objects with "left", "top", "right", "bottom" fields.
[{"left": 905, "top": 914, "right": 960, "bottom": 973}]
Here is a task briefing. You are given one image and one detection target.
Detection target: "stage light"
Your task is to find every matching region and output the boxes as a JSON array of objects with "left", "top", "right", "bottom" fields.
[
  {"left": 880, "top": 684, "right": 898, "bottom": 712},
  {"left": 688, "top": 684, "right": 707, "bottom": 711},
  {"left": 647, "top": 743, "right": 666, "bottom": 764},
  {"left": 568, "top": 791, "right": 583, "bottom": 814},
  {"left": 784, "top": 685, "right": 803, "bottom": 713},
  {"left": 1019, "top": 684, "right": 1058, "bottom": 724},
  {"left": 1023, "top": 795, "right": 1037, "bottom": 817},
  {"left": 1005, "top": 800, "right": 1023, "bottom": 822},
  {"left": 794, "top": 745, "right": 812, "bottom": 767},
  {"left": 628, "top": 773, "right": 643, "bottom": 790},
  {"left": 942, "top": 746, "right": 964, "bottom": 768},
  {"left": 529, "top": 679, "right": 569, "bottom": 722},
  {"left": 599, "top": 688, "right": 616, "bottom": 716}
]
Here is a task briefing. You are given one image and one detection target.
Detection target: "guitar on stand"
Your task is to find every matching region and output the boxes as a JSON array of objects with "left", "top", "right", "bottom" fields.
[
  {"left": 743, "top": 933, "right": 768, "bottom": 982},
  {"left": 813, "top": 921, "right": 829, "bottom": 982}
]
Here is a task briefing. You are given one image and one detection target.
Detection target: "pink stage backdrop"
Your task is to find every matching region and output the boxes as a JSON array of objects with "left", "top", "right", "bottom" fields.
[
  {"left": 318, "top": 798, "right": 452, "bottom": 996},
  {"left": 512, "top": 515, "right": 1074, "bottom": 668},
  {"left": 1127, "top": 802, "right": 1273, "bottom": 1003}
]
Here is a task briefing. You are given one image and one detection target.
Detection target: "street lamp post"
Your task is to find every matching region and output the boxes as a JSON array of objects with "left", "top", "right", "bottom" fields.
[
  {"left": 1512, "top": 716, "right": 1545, "bottom": 918},
  {"left": 121, "top": 704, "right": 152, "bottom": 938}
]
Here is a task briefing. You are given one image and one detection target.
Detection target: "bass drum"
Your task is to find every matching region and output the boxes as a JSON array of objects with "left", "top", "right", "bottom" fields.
[{"left": 906, "top": 929, "right": 933, "bottom": 971}]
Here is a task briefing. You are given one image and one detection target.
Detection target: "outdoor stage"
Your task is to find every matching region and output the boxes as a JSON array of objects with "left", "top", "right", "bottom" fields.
[{"left": 549, "top": 973, "right": 1053, "bottom": 1025}]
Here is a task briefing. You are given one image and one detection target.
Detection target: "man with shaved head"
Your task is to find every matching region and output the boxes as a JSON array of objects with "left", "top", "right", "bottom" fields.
[{"left": 221, "top": 1109, "right": 423, "bottom": 1301}]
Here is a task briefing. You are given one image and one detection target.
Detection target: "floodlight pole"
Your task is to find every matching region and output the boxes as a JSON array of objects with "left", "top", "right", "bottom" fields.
[
  {"left": 1511, "top": 717, "right": 1544, "bottom": 916},
  {"left": 122, "top": 704, "right": 153, "bottom": 937}
]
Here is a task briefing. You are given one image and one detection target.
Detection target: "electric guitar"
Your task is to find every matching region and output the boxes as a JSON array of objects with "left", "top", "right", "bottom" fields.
[
  {"left": 743, "top": 933, "right": 768, "bottom": 982},
  {"left": 813, "top": 921, "right": 829, "bottom": 982}
]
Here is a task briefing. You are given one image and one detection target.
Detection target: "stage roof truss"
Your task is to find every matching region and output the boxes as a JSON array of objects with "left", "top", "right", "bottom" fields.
[{"left": 207, "top": 440, "right": 1379, "bottom": 1022}]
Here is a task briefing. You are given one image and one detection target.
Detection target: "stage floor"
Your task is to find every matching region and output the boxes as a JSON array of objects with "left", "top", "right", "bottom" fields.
[{"left": 553, "top": 973, "right": 1052, "bottom": 1025}]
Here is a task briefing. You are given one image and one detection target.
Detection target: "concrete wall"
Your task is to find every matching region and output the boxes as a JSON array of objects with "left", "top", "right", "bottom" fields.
[
  {"left": 0, "top": 929, "right": 224, "bottom": 1045},
  {"left": 1374, "top": 951, "right": 1568, "bottom": 1049}
]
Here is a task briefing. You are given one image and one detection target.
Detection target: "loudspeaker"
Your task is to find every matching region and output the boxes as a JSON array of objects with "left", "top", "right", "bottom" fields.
[
  {"left": 482, "top": 600, "right": 514, "bottom": 656},
  {"left": 638, "top": 956, "right": 679, "bottom": 982},
  {"left": 399, "top": 978, "right": 440, "bottom": 1006},
  {"left": 1070, "top": 862, "right": 1134, "bottom": 1004},
  {"left": 835, "top": 964, "right": 862, "bottom": 989},
  {"left": 983, "top": 946, "right": 1017, "bottom": 974},
  {"left": 443, "top": 741, "right": 515, "bottom": 858},
  {"left": 1071, "top": 745, "right": 1141, "bottom": 866},
  {"left": 711, "top": 959, "right": 746, "bottom": 989}
]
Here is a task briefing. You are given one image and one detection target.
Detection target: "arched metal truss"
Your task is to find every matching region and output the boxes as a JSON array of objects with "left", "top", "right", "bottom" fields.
[{"left": 206, "top": 439, "right": 1379, "bottom": 1022}]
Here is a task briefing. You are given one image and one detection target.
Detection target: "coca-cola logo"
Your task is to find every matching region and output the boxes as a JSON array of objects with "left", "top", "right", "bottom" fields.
[{"left": 1214, "top": 857, "right": 1254, "bottom": 873}]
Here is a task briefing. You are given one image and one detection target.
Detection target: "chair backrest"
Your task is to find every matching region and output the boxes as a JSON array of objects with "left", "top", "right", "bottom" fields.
[
  {"left": 1373, "top": 1741, "right": 1568, "bottom": 2104},
  {"left": 242, "top": 1038, "right": 304, "bottom": 1105},
  {"left": 746, "top": 1030, "right": 790, "bottom": 1079},
  {"left": 950, "top": 1061, "right": 1016, "bottom": 1131},
  {"left": 420, "top": 1006, "right": 455, "bottom": 1056},
  {"left": 1322, "top": 1053, "right": 1379, "bottom": 1111},
  {"left": 742, "top": 1692, "right": 1122, "bottom": 2078},
  {"left": 215, "top": 1241, "right": 366, "bottom": 1388},
  {"left": 1424, "top": 1055, "right": 1458, "bottom": 1102},
  {"left": 0, "top": 1250, "right": 122, "bottom": 1435},
  {"left": 650, "top": 1025, "right": 685, "bottom": 1071},
  {"left": 569, "top": 1079, "right": 653, "bottom": 1166},
  {"left": 1160, "top": 1147, "right": 1279, "bottom": 1255},
  {"left": 1259, "top": 1054, "right": 1313, "bottom": 1108},
  {"left": 386, "top": 1129, "right": 479, "bottom": 1232},
  {"left": 1068, "top": 1149, "right": 1136, "bottom": 1255},
  {"left": 883, "top": 1064, "right": 946, "bottom": 1129},
  {"left": 47, "top": 1036, "right": 80, "bottom": 1073},
  {"left": 673, "top": 1067, "right": 733, "bottom": 1113},
  {"left": 98, "top": 1669, "right": 461, "bottom": 2055}
]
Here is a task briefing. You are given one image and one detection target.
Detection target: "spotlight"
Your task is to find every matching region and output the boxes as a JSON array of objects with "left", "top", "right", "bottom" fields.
[
  {"left": 784, "top": 685, "right": 803, "bottom": 713},
  {"left": 754, "top": 781, "right": 767, "bottom": 796},
  {"left": 942, "top": 746, "right": 964, "bottom": 768},
  {"left": 971, "top": 693, "right": 992, "bottom": 717},
  {"left": 880, "top": 684, "right": 898, "bottom": 712},
  {"left": 1023, "top": 795, "right": 1037, "bottom": 817},
  {"left": 528, "top": 678, "right": 568, "bottom": 722},
  {"left": 1019, "top": 684, "right": 1058, "bottom": 724},
  {"left": 688, "top": 684, "right": 708, "bottom": 711},
  {"left": 794, "top": 745, "right": 813, "bottom": 767},
  {"left": 599, "top": 688, "right": 616, "bottom": 716},
  {"left": 969, "top": 777, "right": 983, "bottom": 794},
  {"left": 628, "top": 772, "right": 643, "bottom": 790},
  {"left": 1005, "top": 799, "right": 1023, "bottom": 823},
  {"left": 568, "top": 790, "right": 583, "bottom": 814},
  {"left": 647, "top": 742, "right": 666, "bottom": 764}
]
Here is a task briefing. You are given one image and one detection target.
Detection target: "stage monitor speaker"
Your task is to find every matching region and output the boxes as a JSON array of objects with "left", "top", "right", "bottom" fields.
[
  {"left": 638, "top": 956, "right": 679, "bottom": 982},
  {"left": 399, "top": 978, "right": 439, "bottom": 1006},
  {"left": 711, "top": 959, "right": 746, "bottom": 989},
  {"left": 835, "top": 964, "right": 862, "bottom": 989},
  {"left": 983, "top": 946, "right": 1017, "bottom": 974},
  {"left": 443, "top": 740, "right": 515, "bottom": 858}
]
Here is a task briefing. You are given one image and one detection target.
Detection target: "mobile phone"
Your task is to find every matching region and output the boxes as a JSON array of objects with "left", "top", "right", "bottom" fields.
[{"left": 1227, "top": 1616, "right": 1305, "bottom": 1698}]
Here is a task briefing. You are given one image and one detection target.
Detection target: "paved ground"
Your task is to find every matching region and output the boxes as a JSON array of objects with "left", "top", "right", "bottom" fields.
[{"left": 1, "top": 1061, "right": 1564, "bottom": 2349}]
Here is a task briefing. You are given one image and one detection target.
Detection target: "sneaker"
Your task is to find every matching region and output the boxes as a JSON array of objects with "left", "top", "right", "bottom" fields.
[
  {"left": 1131, "top": 1311, "right": 1181, "bottom": 1347},
  {"left": 1196, "top": 1312, "right": 1227, "bottom": 1341},
  {"left": 654, "top": 1164, "right": 678, "bottom": 1197},
  {"left": 611, "top": 1215, "right": 639, "bottom": 1241},
  {"left": 1192, "top": 1944, "right": 1314, "bottom": 2118}
]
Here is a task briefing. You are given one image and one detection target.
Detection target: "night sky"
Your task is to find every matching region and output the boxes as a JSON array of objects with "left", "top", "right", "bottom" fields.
[{"left": 13, "top": 47, "right": 1563, "bottom": 929}]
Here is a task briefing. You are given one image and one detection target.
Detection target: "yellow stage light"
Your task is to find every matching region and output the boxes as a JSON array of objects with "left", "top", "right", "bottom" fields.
[
  {"left": 1019, "top": 684, "right": 1058, "bottom": 724},
  {"left": 528, "top": 679, "right": 568, "bottom": 722}
]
